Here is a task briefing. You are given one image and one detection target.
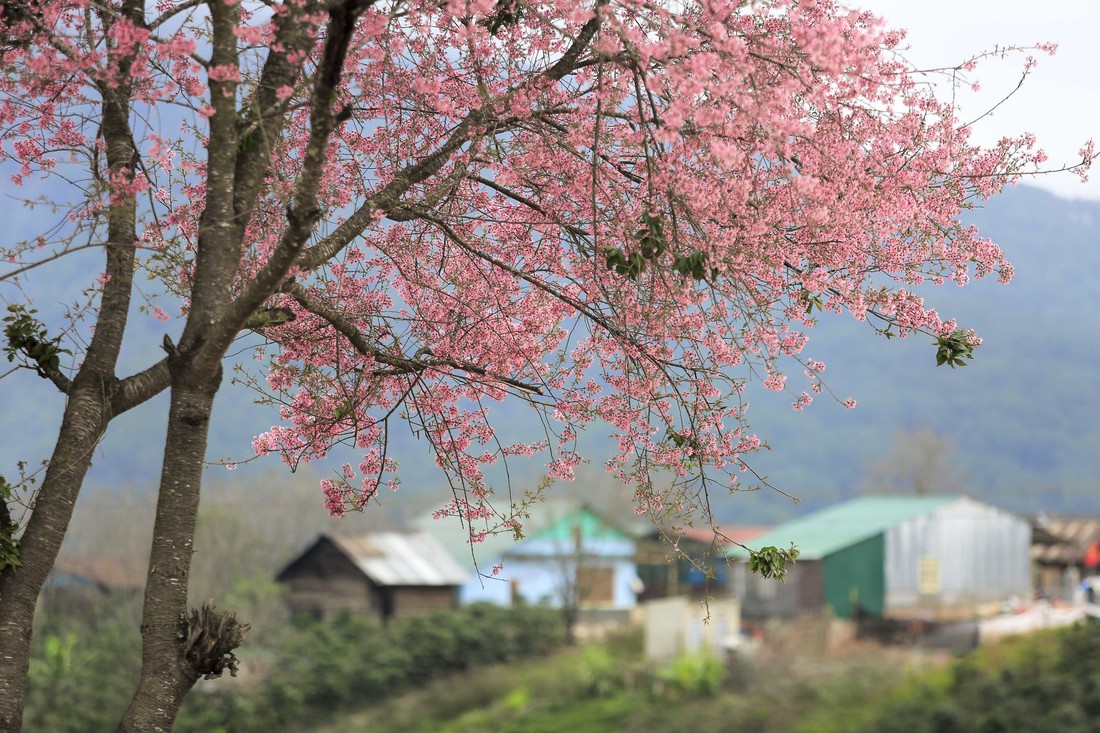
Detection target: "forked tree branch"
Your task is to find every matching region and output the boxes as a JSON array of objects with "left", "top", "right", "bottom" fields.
[
  {"left": 295, "top": 6, "right": 606, "bottom": 272},
  {"left": 112, "top": 358, "right": 170, "bottom": 415},
  {"left": 280, "top": 280, "right": 545, "bottom": 396},
  {"left": 214, "top": 0, "right": 373, "bottom": 355}
]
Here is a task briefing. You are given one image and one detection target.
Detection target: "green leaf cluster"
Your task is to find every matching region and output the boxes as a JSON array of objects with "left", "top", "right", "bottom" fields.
[
  {"left": 747, "top": 543, "right": 799, "bottom": 581},
  {"left": 603, "top": 212, "right": 716, "bottom": 282},
  {"left": 934, "top": 328, "right": 976, "bottom": 368},
  {"left": 801, "top": 290, "right": 825, "bottom": 314},
  {"left": 0, "top": 474, "right": 19, "bottom": 571},
  {"left": 3, "top": 304, "right": 71, "bottom": 374},
  {"left": 672, "top": 250, "right": 713, "bottom": 281},
  {"left": 664, "top": 429, "right": 701, "bottom": 452}
]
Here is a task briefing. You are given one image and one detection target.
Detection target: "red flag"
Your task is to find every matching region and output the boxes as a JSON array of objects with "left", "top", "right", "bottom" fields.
[{"left": 1085, "top": 542, "right": 1100, "bottom": 568}]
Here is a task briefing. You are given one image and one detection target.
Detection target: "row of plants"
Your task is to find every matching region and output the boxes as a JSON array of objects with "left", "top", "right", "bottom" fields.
[
  {"left": 310, "top": 629, "right": 748, "bottom": 733},
  {"left": 24, "top": 593, "right": 567, "bottom": 732},
  {"left": 32, "top": 582, "right": 1100, "bottom": 733},
  {"left": 177, "top": 601, "right": 568, "bottom": 732}
]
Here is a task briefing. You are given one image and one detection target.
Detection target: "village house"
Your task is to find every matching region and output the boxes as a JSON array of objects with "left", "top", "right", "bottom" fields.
[
  {"left": 502, "top": 503, "right": 639, "bottom": 614},
  {"left": 276, "top": 531, "right": 467, "bottom": 623},
  {"left": 417, "top": 501, "right": 645, "bottom": 616},
  {"left": 412, "top": 502, "right": 643, "bottom": 638}
]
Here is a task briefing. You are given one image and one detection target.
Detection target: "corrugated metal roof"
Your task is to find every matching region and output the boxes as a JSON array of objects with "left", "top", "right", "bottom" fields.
[
  {"left": 681, "top": 526, "right": 771, "bottom": 546},
  {"left": 1041, "top": 516, "right": 1100, "bottom": 545},
  {"left": 726, "top": 495, "right": 958, "bottom": 560},
  {"left": 49, "top": 555, "right": 146, "bottom": 591},
  {"left": 328, "top": 532, "right": 469, "bottom": 586}
]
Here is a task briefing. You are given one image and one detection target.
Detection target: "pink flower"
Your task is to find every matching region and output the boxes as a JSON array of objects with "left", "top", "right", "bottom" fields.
[{"left": 207, "top": 65, "right": 241, "bottom": 83}]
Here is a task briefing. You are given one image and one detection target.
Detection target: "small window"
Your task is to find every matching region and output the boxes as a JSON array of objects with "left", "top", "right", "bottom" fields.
[
  {"left": 576, "top": 567, "right": 614, "bottom": 605},
  {"left": 918, "top": 556, "right": 941, "bottom": 595}
]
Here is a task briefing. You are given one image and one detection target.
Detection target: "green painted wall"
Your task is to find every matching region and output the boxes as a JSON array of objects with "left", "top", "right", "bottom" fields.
[{"left": 823, "top": 533, "right": 885, "bottom": 618}]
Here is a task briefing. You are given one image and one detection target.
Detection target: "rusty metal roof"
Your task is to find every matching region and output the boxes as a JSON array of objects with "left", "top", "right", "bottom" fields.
[
  {"left": 1031, "top": 516, "right": 1100, "bottom": 565},
  {"left": 50, "top": 555, "right": 146, "bottom": 591},
  {"left": 327, "top": 531, "right": 468, "bottom": 586},
  {"left": 658, "top": 526, "right": 771, "bottom": 547}
]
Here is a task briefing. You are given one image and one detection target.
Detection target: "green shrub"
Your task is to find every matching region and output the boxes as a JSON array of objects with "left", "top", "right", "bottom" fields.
[
  {"left": 659, "top": 651, "right": 728, "bottom": 697},
  {"left": 577, "top": 645, "right": 623, "bottom": 699},
  {"left": 860, "top": 618, "right": 1100, "bottom": 733},
  {"left": 23, "top": 617, "right": 141, "bottom": 733}
]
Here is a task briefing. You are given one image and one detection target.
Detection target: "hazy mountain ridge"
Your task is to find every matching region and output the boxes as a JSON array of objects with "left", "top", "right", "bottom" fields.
[
  {"left": 737, "top": 185, "right": 1100, "bottom": 519},
  {"left": 2, "top": 185, "right": 1098, "bottom": 521}
]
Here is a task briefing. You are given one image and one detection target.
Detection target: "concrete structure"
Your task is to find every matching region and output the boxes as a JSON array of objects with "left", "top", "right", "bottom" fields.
[
  {"left": 728, "top": 496, "right": 1031, "bottom": 620},
  {"left": 276, "top": 531, "right": 467, "bottom": 623},
  {"left": 643, "top": 596, "right": 741, "bottom": 662}
]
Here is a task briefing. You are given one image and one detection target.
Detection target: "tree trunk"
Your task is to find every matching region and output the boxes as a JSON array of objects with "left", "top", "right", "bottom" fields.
[
  {"left": 118, "top": 359, "right": 245, "bottom": 732},
  {"left": 119, "top": 376, "right": 213, "bottom": 731},
  {"left": 0, "top": 5, "right": 145, "bottom": 723},
  {"left": 0, "top": 379, "right": 112, "bottom": 731}
]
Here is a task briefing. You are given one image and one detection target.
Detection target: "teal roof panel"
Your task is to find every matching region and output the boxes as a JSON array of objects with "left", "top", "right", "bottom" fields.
[{"left": 726, "top": 495, "right": 958, "bottom": 560}]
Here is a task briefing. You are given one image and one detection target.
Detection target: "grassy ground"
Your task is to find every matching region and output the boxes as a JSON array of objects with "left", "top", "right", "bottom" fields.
[{"left": 312, "top": 627, "right": 933, "bottom": 733}]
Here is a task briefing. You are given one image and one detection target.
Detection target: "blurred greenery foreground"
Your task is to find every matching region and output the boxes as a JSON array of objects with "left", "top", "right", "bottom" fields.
[{"left": 25, "top": 581, "right": 1100, "bottom": 732}]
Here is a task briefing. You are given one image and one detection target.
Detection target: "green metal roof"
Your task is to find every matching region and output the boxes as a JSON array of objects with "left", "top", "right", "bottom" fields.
[
  {"left": 525, "top": 503, "right": 632, "bottom": 544},
  {"left": 413, "top": 501, "right": 628, "bottom": 564},
  {"left": 726, "top": 495, "right": 959, "bottom": 560}
]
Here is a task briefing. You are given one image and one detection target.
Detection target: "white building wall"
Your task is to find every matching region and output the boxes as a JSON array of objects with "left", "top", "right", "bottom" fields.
[
  {"left": 503, "top": 556, "right": 638, "bottom": 608},
  {"left": 456, "top": 555, "right": 513, "bottom": 605},
  {"left": 885, "top": 497, "right": 1031, "bottom": 611}
]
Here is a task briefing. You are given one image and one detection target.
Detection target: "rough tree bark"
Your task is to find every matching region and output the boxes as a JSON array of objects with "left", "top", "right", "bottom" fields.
[
  {"left": 0, "top": 2, "right": 152, "bottom": 724},
  {"left": 118, "top": 373, "right": 221, "bottom": 732},
  {"left": 118, "top": 0, "right": 368, "bottom": 727}
]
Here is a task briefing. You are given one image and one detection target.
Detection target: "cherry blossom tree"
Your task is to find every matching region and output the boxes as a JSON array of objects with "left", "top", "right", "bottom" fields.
[{"left": 0, "top": 0, "right": 1092, "bottom": 728}]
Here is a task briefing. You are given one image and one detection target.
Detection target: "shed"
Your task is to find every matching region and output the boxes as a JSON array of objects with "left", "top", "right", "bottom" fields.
[
  {"left": 276, "top": 531, "right": 467, "bottom": 623},
  {"left": 728, "top": 496, "right": 1031, "bottom": 620},
  {"left": 635, "top": 525, "right": 769, "bottom": 601},
  {"left": 1031, "top": 516, "right": 1100, "bottom": 600}
]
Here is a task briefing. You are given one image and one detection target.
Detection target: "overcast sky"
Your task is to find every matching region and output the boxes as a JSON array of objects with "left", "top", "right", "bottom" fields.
[{"left": 854, "top": 0, "right": 1100, "bottom": 201}]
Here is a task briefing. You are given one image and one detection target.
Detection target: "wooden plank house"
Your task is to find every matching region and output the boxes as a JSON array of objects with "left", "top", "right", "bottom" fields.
[{"left": 276, "top": 531, "right": 467, "bottom": 623}]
